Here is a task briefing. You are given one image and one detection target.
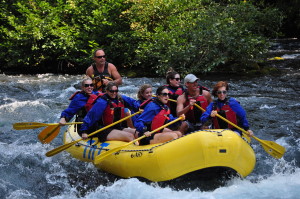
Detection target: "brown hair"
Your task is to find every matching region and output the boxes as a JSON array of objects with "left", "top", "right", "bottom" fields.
[
  {"left": 156, "top": 85, "right": 168, "bottom": 96},
  {"left": 166, "top": 67, "right": 179, "bottom": 84},
  {"left": 106, "top": 81, "right": 118, "bottom": 91},
  {"left": 137, "top": 84, "right": 152, "bottom": 100},
  {"left": 212, "top": 81, "right": 229, "bottom": 97}
]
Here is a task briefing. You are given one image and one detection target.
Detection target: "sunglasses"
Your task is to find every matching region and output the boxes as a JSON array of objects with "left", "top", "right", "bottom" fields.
[
  {"left": 109, "top": 89, "right": 119, "bottom": 93},
  {"left": 172, "top": 78, "right": 180, "bottom": 81},
  {"left": 217, "top": 90, "right": 227, "bottom": 95},
  {"left": 160, "top": 93, "right": 170, "bottom": 97},
  {"left": 95, "top": 55, "right": 106, "bottom": 59},
  {"left": 84, "top": 83, "right": 94, "bottom": 87}
]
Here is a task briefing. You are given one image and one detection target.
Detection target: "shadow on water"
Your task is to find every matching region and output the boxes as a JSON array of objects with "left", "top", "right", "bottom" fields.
[
  {"left": 66, "top": 166, "right": 239, "bottom": 196},
  {"left": 144, "top": 167, "right": 239, "bottom": 191}
]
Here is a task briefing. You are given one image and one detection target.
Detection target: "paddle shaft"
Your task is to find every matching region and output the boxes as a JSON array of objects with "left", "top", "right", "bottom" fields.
[
  {"left": 13, "top": 122, "right": 83, "bottom": 130},
  {"left": 46, "top": 110, "right": 142, "bottom": 157},
  {"left": 94, "top": 116, "right": 184, "bottom": 164},
  {"left": 158, "top": 95, "right": 285, "bottom": 158},
  {"left": 194, "top": 103, "right": 285, "bottom": 157}
]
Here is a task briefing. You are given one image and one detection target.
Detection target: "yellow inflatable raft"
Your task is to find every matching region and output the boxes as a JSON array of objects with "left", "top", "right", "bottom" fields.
[{"left": 64, "top": 125, "right": 256, "bottom": 182}]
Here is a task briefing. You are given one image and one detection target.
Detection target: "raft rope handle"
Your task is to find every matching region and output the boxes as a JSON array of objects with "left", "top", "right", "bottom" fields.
[{"left": 71, "top": 129, "right": 232, "bottom": 153}]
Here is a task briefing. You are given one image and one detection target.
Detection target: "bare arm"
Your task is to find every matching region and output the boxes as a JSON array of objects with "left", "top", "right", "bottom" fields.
[
  {"left": 86, "top": 66, "right": 94, "bottom": 78},
  {"left": 108, "top": 63, "right": 122, "bottom": 86},
  {"left": 203, "top": 90, "right": 212, "bottom": 103},
  {"left": 176, "top": 94, "right": 195, "bottom": 117}
]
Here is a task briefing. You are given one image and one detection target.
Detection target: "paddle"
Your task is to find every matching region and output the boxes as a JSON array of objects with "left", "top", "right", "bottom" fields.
[
  {"left": 193, "top": 103, "right": 286, "bottom": 159},
  {"left": 38, "top": 125, "right": 61, "bottom": 144},
  {"left": 45, "top": 110, "right": 142, "bottom": 157},
  {"left": 93, "top": 116, "right": 184, "bottom": 164},
  {"left": 13, "top": 122, "right": 82, "bottom": 130}
]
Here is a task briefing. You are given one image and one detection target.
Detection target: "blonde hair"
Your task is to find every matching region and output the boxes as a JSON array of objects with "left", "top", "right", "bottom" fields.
[
  {"left": 137, "top": 84, "right": 152, "bottom": 100},
  {"left": 81, "top": 78, "right": 93, "bottom": 87}
]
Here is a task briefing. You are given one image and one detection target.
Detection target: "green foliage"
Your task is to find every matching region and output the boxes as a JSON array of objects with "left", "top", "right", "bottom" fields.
[
  {"left": 0, "top": 0, "right": 284, "bottom": 76},
  {"left": 127, "top": 0, "right": 283, "bottom": 76},
  {"left": 0, "top": 0, "right": 133, "bottom": 71}
]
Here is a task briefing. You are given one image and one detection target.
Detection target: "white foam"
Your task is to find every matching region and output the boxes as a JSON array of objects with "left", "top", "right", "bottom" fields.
[
  {"left": 259, "top": 104, "right": 276, "bottom": 109},
  {"left": 281, "top": 54, "right": 300, "bottom": 59},
  {"left": 0, "top": 100, "right": 48, "bottom": 112},
  {"left": 58, "top": 169, "right": 300, "bottom": 199}
]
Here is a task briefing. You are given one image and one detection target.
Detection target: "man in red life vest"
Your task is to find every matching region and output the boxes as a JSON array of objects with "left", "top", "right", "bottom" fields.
[{"left": 177, "top": 74, "right": 212, "bottom": 132}]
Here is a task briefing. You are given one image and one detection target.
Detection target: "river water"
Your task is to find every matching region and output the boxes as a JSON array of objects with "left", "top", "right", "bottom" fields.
[{"left": 0, "top": 39, "right": 300, "bottom": 199}]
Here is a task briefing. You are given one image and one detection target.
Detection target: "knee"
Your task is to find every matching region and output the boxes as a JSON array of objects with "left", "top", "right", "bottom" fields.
[
  {"left": 170, "top": 133, "right": 179, "bottom": 140},
  {"left": 127, "top": 133, "right": 134, "bottom": 141}
]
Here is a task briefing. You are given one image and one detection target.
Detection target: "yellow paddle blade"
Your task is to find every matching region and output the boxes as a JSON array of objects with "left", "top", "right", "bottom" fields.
[
  {"left": 94, "top": 116, "right": 184, "bottom": 164},
  {"left": 46, "top": 139, "right": 81, "bottom": 157},
  {"left": 13, "top": 122, "right": 49, "bottom": 130},
  {"left": 38, "top": 125, "right": 61, "bottom": 144},
  {"left": 253, "top": 136, "right": 286, "bottom": 159}
]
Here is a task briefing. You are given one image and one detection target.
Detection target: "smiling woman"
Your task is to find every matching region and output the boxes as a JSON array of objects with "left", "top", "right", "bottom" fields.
[
  {"left": 134, "top": 85, "right": 188, "bottom": 145},
  {"left": 58, "top": 78, "right": 99, "bottom": 132},
  {"left": 201, "top": 81, "right": 254, "bottom": 137},
  {"left": 78, "top": 81, "right": 139, "bottom": 141}
]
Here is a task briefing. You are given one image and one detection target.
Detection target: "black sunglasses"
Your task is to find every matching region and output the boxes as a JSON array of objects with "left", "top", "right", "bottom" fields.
[
  {"left": 84, "top": 83, "right": 94, "bottom": 87},
  {"left": 109, "top": 89, "right": 119, "bottom": 93},
  {"left": 160, "top": 92, "right": 170, "bottom": 97},
  {"left": 95, "top": 55, "right": 106, "bottom": 59},
  {"left": 217, "top": 90, "right": 227, "bottom": 95},
  {"left": 172, "top": 78, "right": 180, "bottom": 81}
]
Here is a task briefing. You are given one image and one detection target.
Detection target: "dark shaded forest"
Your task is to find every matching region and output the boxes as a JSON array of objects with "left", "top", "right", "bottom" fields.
[{"left": 0, "top": 0, "right": 299, "bottom": 76}]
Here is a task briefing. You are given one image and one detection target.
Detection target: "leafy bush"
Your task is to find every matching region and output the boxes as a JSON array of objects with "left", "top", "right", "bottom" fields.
[
  {"left": 0, "top": 0, "right": 283, "bottom": 76},
  {"left": 127, "top": 0, "right": 283, "bottom": 76},
  {"left": 0, "top": 0, "right": 133, "bottom": 72}
]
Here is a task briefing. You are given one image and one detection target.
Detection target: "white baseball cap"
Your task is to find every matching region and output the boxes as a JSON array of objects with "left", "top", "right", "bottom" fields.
[{"left": 184, "top": 74, "right": 199, "bottom": 84}]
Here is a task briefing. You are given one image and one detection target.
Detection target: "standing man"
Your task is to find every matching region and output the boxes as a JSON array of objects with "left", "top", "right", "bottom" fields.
[
  {"left": 86, "top": 49, "right": 122, "bottom": 92},
  {"left": 177, "top": 74, "right": 212, "bottom": 132}
]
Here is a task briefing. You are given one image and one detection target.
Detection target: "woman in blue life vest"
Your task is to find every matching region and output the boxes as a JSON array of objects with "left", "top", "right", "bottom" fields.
[
  {"left": 200, "top": 81, "right": 254, "bottom": 137},
  {"left": 134, "top": 86, "right": 187, "bottom": 145},
  {"left": 59, "top": 78, "right": 99, "bottom": 131},
  {"left": 79, "top": 82, "right": 140, "bottom": 142},
  {"left": 165, "top": 69, "right": 184, "bottom": 116}
]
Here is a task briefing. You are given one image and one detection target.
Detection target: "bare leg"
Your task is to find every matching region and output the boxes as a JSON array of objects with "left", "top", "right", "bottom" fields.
[
  {"left": 149, "top": 132, "right": 178, "bottom": 144},
  {"left": 163, "top": 128, "right": 182, "bottom": 137},
  {"left": 123, "top": 128, "right": 139, "bottom": 145},
  {"left": 106, "top": 129, "right": 134, "bottom": 142}
]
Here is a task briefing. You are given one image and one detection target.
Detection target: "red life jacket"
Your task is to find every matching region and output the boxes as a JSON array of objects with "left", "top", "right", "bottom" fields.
[
  {"left": 101, "top": 94, "right": 126, "bottom": 126},
  {"left": 165, "top": 85, "right": 184, "bottom": 97},
  {"left": 147, "top": 100, "right": 170, "bottom": 132},
  {"left": 164, "top": 85, "right": 184, "bottom": 116},
  {"left": 184, "top": 91, "right": 208, "bottom": 123},
  {"left": 212, "top": 98, "right": 239, "bottom": 129}
]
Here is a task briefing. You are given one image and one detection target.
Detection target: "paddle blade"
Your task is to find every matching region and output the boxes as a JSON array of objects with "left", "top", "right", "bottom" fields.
[
  {"left": 13, "top": 122, "right": 48, "bottom": 130},
  {"left": 38, "top": 125, "right": 60, "bottom": 144},
  {"left": 254, "top": 137, "right": 286, "bottom": 159},
  {"left": 46, "top": 141, "right": 78, "bottom": 157}
]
